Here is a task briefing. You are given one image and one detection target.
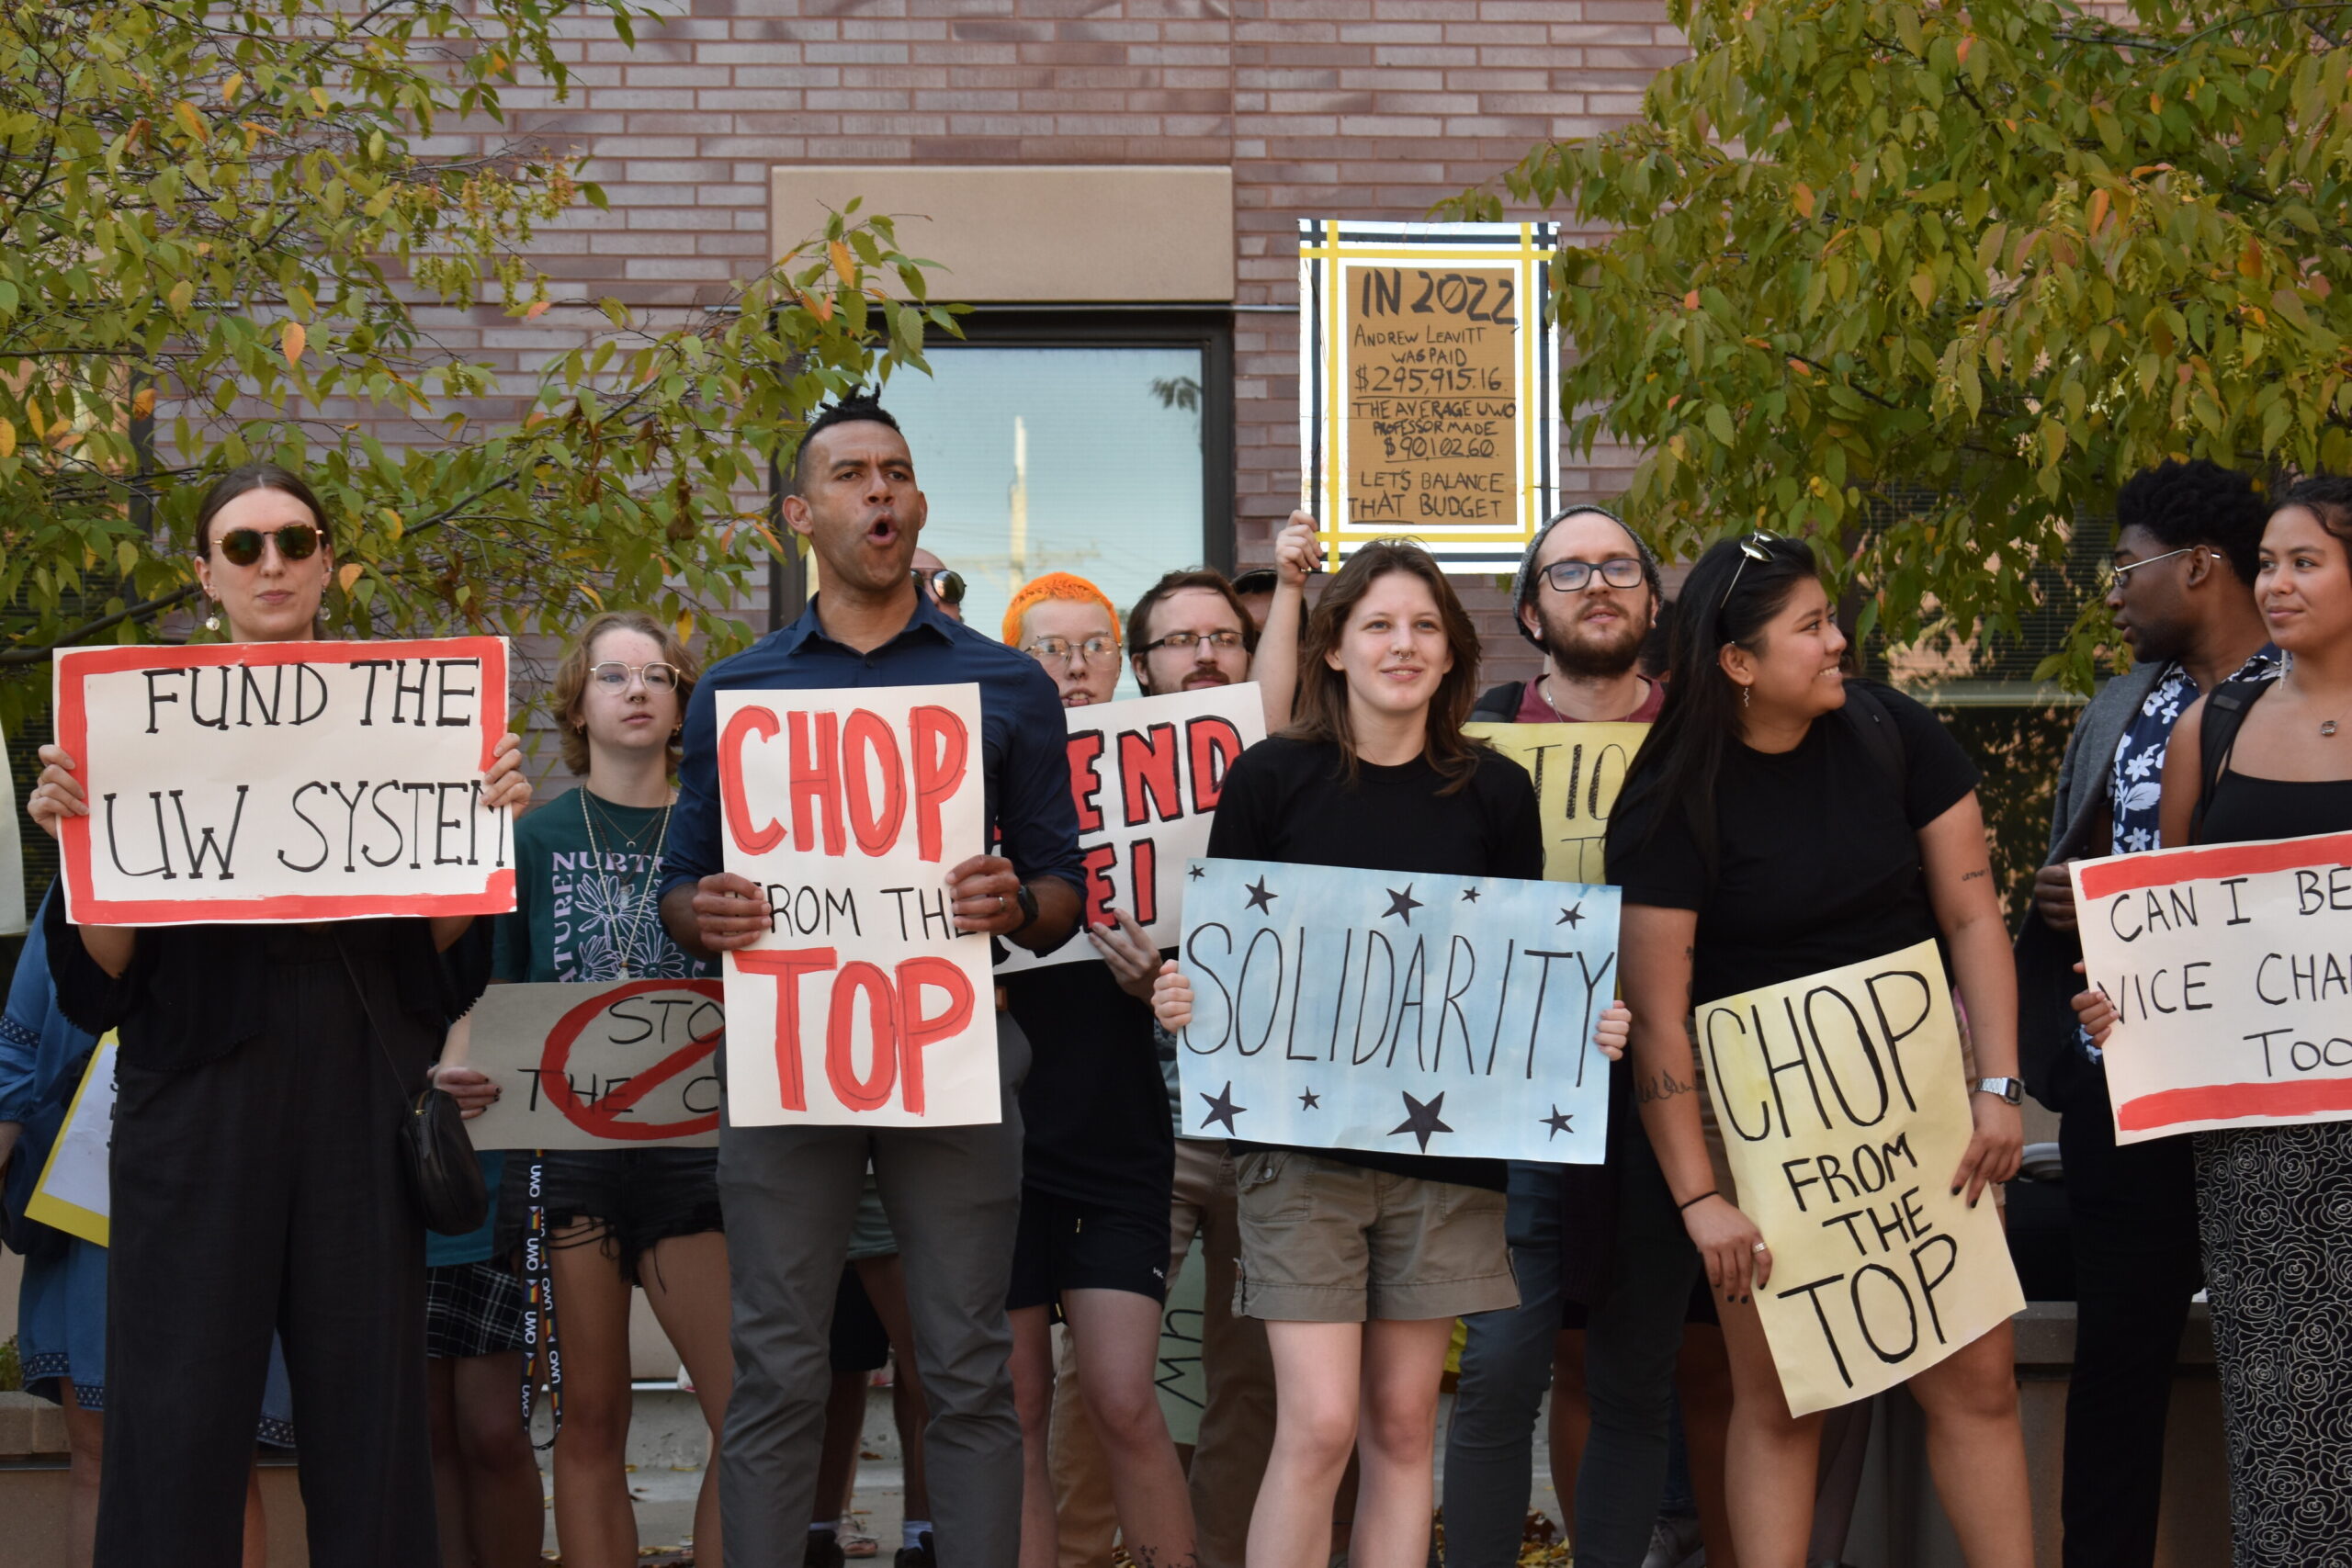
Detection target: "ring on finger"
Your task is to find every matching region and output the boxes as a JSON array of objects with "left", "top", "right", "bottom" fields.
[{"left": 1751, "top": 1241, "right": 1770, "bottom": 1254}]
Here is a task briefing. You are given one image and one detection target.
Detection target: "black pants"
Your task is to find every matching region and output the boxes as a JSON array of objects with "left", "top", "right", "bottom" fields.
[
  {"left": 2059, "top": 1079, "right": 2203, "bottom": 1568},
  {"left": 96, "top": 928, "right": 437, "bottom": 1568}
]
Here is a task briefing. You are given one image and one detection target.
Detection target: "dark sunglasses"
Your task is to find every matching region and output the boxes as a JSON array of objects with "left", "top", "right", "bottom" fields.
[
  {"left": 1713, "top": 532, "right": 1777, "bottom": 636},
  {"left": 214, "top": 522, "right": 323, "bottom": 567},
  {"left": 1230, "top": 568, "right": 1280, "bottom": 595},
  {"left": 914, "top": 567, "right": 966, "bottom": 606}
]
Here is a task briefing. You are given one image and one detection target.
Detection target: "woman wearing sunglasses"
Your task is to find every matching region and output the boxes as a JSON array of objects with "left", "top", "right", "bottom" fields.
[
  {"left": 435, "top": 610, "right": 737, "bottom": 1568},
  {"left": 1604, "top": 535, "right": 2030, "bottom": 1568},
  {"left": 26, "top": 461, "right": 533, "bottom": 1568}
]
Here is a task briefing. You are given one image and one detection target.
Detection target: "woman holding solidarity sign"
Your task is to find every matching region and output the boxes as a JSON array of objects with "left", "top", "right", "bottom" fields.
[
  {"left": 26, "top": 463, "right": 533, "bottom": 1568},
  {"left": 2075, "top": 475, "right": 2352, "bottom": 1567},
  {"left": 1604, "top": 534, "right": 2030, "bottom": 1568},
  {"left": 1149, "top": 539, "right": 1629, "bottom": 1568}
]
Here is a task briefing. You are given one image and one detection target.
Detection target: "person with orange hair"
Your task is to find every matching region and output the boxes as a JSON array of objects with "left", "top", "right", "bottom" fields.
[
  {"left": 1003, "top": 572, "right": 1125, "bottom": 709},
  {"left": 999, "top": 571, "right": 1196, "bottom": 1568}
]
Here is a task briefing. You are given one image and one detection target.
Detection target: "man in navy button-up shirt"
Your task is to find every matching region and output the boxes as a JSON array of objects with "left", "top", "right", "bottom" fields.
[{"left": 659, "top": 394, "right": 1083, "bottom": 1568}]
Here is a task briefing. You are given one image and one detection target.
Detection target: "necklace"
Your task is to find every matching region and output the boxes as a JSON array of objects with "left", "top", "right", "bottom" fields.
[
  {"left": 578, "top": 787, "right": 673, "bottom": 979},
  {"left": 2284, "top": 657, "right": 2352, "bottom": 739}
]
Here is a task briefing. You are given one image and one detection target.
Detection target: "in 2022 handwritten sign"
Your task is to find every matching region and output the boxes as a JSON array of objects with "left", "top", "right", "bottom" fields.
[
  {"left": 1176, "top": 857, "right": 1618, "bottom": 1165},
  {"left": 1696, "top": 941, "right": 2024, "bottom": 1416},
  {"left": 52, "top": 638, "right": 515, "bottom": 924},
  {"left": 1297, "top": 219, "right": 1561, "bottom": 574},
  {"left": 1001, "top": 685, "right": 1265, "bottom": 973},
  {"left": 463, "top": 980, "right": 724, "bottom": 1150},
  {"left": 1465, "top": 721, "right": 1648, "bottom": 885},
  {"left": 717, "top": 683, "right": 998, "bottom": 1127},
  {"left": 2073, "top": 829, "right": 2352, "bottom": 1141}
]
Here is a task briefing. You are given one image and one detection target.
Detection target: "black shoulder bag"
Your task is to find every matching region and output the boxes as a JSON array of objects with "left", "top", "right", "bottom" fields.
[
  {"left": 2189, "top": 673, "right": 2278, "bottom": 845},
  {"left": 334, "top": 934, "right": 487, "bottom": 1235}
]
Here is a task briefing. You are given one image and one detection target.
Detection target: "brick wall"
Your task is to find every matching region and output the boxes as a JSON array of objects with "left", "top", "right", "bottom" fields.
[{"left": 429, "top": 0, "right": 1685, "bottom": 679}]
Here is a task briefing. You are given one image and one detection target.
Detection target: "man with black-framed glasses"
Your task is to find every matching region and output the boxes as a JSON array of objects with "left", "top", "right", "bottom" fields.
[{"left": 1485, "top": 507, "right": 1668, "bottom": 726}]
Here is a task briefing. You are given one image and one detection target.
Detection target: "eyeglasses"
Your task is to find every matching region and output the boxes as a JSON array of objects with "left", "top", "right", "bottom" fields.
[
  {"left": 1714, "top": 532, "right": 1777, "bottom": 636},
  {"left": 214, "top": 522, "right": 322, "bottom": 567},
  {"left": 1142, "top": 628, "right": 1248, "bottom": 656},
  {"left": 1540, "top": 557, "right": 1646, "bottom": 593},
  {"left": 913, "top": 568, "right": 966, "bottom": 606},
  {"left": 1024, "top": 635, "right": 1120, "bottom": 666},
  {"left": 591, "top": 661, "right": 681, "bottom": 693},
  {"left": 2103, "top": 546, "right": 2199, "bottom": 592}
]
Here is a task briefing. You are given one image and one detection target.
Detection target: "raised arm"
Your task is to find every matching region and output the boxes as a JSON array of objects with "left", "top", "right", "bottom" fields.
[
  {"left": 1918, "top": 790, "right": 2024, "bottom": 1203},
  {"left": 1622, "top": 902, "right": 1770, "bottom": 1302},
  {"left": 1251, "top": 511, "right": 1317, "bottom": 732}
]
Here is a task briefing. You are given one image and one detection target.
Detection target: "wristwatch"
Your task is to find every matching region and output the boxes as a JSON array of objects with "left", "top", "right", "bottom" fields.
[
  {"left": 1011, "top": 880, "right": 1040, "bottom": 933},
  {"left": 1973, "top": 1077, "right": 2024, "bottom": 1106}
]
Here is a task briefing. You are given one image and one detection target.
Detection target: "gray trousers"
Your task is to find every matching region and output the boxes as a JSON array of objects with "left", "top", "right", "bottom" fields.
[
  {"left": 718, "top": 1018, "right": 1031, "bottom": 1568},
  {"left": 1573, "top": 1131, "right": 1702, "bottom": 1568},
  {"left": 1441, "top": 1161, "right": 1566, "bottom": 1568}
]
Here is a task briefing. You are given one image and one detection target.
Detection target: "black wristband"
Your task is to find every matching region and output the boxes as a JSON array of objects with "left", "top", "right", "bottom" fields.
[{"left": 1677, "top": 1190, "right": 1719, "bottom": 1213}]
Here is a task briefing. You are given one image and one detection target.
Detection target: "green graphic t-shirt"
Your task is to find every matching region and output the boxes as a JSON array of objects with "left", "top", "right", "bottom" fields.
[{"left": 493, "top": 785, "right": 714, "bottom": 984}]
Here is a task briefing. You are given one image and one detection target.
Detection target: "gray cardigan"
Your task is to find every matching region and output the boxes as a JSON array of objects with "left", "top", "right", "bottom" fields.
[{"left": 2012, "top": 661, "right": 2166, "bottom": 1108}]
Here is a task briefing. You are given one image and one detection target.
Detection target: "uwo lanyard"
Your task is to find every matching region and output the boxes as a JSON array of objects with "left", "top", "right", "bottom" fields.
[{"left": 520, "top": 1154, "right": 562, "bottom": 1444}]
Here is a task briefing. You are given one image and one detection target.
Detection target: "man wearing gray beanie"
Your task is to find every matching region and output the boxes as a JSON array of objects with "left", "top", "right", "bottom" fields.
[{"left": 1471, "top": 504, "right": 1668, "bottom": 725}]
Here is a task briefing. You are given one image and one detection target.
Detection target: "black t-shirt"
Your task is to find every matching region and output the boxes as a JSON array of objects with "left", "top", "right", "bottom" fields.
[
  {"left": 1204, "top": 735, "right": 1545, "bottom": 1191},
  {"left": 1001, "top": 960, "right": 1174, "bottom": 1213},
  {"left": 1605, "top": 682, "right": 1977, "bottom": 1005}
]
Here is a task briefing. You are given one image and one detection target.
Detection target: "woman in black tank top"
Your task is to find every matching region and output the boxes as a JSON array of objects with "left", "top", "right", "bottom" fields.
[{"left": 2081, "top": 476, "right": 2352, "bottom": 1566}]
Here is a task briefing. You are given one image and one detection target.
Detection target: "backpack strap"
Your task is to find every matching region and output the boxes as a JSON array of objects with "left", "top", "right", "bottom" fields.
[
  {"left": 1470, "top": 681, "right": 1526, "bottom": 723},
  {"left": 1838, "top": 680, "right": 1910, "bottom": 796},
  {"left": 2190, "top": 674, "right": 2276, "bottom": 844}
]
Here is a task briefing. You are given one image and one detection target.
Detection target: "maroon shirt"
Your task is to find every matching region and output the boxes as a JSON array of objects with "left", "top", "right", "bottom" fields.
[{"left": 1514, "top": 674, "right": 1666, "bottom": 725}]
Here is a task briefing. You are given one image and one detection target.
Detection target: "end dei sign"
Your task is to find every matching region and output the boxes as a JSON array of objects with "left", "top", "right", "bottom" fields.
[
  {"left": 53, "top": 638, "right": 515, "bottom": 924},
  {"left": 2072, "top": 829, "right": 2352, "bottom": 1141},
  {"left": 716, "top": 682, "right": 998, "bottom": 1127}
]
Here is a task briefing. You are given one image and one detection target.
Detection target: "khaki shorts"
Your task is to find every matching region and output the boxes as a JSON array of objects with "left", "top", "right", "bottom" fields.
[{"left": 1231, "top": 1150, "right": 1519, "bottom": 1323}]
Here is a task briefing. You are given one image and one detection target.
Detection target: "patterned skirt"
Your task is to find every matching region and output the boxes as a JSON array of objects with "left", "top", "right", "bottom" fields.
[
  {"left": 2196, "top": 1121, "right": 2352, "bottom": 1568},
  {"left": 424, "top": 1258, "right": 533, "bottom": 1361}
]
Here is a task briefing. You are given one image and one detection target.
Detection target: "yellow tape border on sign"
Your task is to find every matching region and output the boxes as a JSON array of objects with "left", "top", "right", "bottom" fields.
[{"left": 24, "top": 1034, "right": 115, "bottom": 1248}]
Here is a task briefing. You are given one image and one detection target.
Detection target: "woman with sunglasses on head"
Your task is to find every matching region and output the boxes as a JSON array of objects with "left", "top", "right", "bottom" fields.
[
  {"left": 995, "top": 572, "right": 1197, "bottom": 1568},
  {"left": 1604, "top": 535, "right": 2030, "bottom": 1568},
  {"left": 2075, "top": 475, "right": 2352, "bottom": 1567},
  {"left": 25, "top": 461, "right": 533, "bottom": 1568},
  {"left": 442, "top": 611, "right": 735, "bottom": 1568},
  {"left": 1148, "top": 539, "right": 1627, "bottom": 1568}
]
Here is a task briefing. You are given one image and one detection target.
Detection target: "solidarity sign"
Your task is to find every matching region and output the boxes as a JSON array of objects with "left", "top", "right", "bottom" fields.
[
  {"left": 717, "top": 682, "right": 999, "bottom": 1127},
  {"left": 1696, "top": 941, "right": 2023, "bottom": 1416},
  {"left": 462, "top": 980, "right": 724, "bottom": 1150},
  {"left": 1176, "top": 857, "right": 1618, "bottom": 1164},
  {"left": 1000, "top": 685, "right": 1265, "bottom": 973},
  {"left": 2072, "top": 829, "right": 2352, "bottom": 1141},
  {"left": 1466, "top": 721, "right": 1649, "bottom": 884},
  {"left": 52, "top": 637, "right": 515, "bottom": 925}
]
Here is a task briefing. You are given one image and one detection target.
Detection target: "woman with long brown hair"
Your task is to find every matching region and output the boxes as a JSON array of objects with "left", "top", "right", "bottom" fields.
[{"left": 1149, "top": 539, "right": 1624, "bottom": 1568}]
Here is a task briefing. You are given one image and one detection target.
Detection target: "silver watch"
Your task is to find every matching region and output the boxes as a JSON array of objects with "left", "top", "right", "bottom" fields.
[{"left": 1973, "top": 1077, "right": 2024, "bottom": 1106}]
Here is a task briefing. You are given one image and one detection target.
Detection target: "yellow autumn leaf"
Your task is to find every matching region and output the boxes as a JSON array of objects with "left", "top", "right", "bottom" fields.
[
  {"left": 311, "top": 85, "right": 331, "bottom": 113},
  {"left": 283, "top": 321, "right": 307, "bottom": 366},
  {"left": 829, "top": 240, "right": 856, "bottom": 286},
  {"left": 130, "top": 386, "right": 156, "bottom": 419},
  {"left": 2086, "top": 188, "right": 2109, "bottom": 234},
  {"left": 1792, "top": 182, "right": 1815, "bottom": 219},
  {"left": 222, "top": 71, "right": 243, "bottom": 104},
  {"left": 799, "top": 288, "right": 834, "bottom": 322},
  {"left": 578, "top": 581, "right": 605, "bottom": 610},
  {"left": 2240, "top": 239, "right": 2264, "bottom": 278},
  {"left": 338, "top": 562, "right": 365, "bottom": 594},
  {"left": 676, "top": 610, "right": 696, "bottom": 641},
  {"left": 523, "top": 299, "right": 552, "bottom": 320},
  {"left": 1910, "top": 268, "right": 1936, "bottom": 310},
  {"left": 0, "top": 419, "right": 14, "bottom": 459},
  {"left": 168, "top": 278, "right": 194, "bottom": 315},
  {"left": 173, "top": 99, "right": 208, "bottom": 141}
]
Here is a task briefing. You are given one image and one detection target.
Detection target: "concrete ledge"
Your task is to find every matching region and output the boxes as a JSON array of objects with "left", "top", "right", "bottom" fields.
[{"left": 0, "top": 1391, "right": 67, "bottom": 1461}]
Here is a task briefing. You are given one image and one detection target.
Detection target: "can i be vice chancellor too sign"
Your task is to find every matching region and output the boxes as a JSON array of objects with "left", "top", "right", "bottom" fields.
[{"left": 1298, "top": 219, "right": 1561, "bottom": 574}]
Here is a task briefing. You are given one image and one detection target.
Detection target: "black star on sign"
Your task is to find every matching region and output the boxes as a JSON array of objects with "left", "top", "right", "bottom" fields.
[
  {"left": 1200, "top": 1080, "right": 1247, "bottom": 1134},
  {"left": 1299, "top": 1088, "right": 1321, "bottom": 1111},
  {"left": 1542, "top": 1105, "right": 1576, "bottom": 1140},
  {"left": 1244, "top": 876, "right": 1278, "bottom": 913},
  {"left": 1460, "top": 886, "right": 1482, "bottom": 903},
  {"left": 1557, "top": 902, "right": 1585, "bottom": 929},
  {"left": 1382, "top": 886, "right": 1423, "bottom": 924},
  {"left": 1187, "top": 864, "right": 1205, "bottom": 881},
  {"left": 1389, "top": 1090, "right": 1454, "bottom": 1152}
]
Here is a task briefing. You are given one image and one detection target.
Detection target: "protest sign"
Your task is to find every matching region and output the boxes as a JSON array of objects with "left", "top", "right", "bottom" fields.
[
  {"left": 1696, "top": 940, "right": 2023, "bottom": 1416},
  {"left": 1297, "top": 219, "right": 1561, "bottom": 573},
  {"left": 717, "top": 682, "right": 999, "bottom": 1127},
  {"left": 1175, "top": 857, "right": 1617, "bottom": 1164},
  {"left": 26, "top": 1038, "right": 117, "bottom": 1247},
  {"left": 2072, "top": 829, "right": 2352, "bottom": 1141},
  {"left": 462, "top": 980, "right": 724, "bottom": 1150},
  {"left": 1465, "top": 721, "right": 1649, "bottom": 884},
  {"left": 1, "top": 722, "right": 23, "bottom": 935},
  {"left": 1000, "top": 684, "right": 1265, "bottom": 973},
  {"left": 52, "top": 637, "right": 515, "bottom": 925}
]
